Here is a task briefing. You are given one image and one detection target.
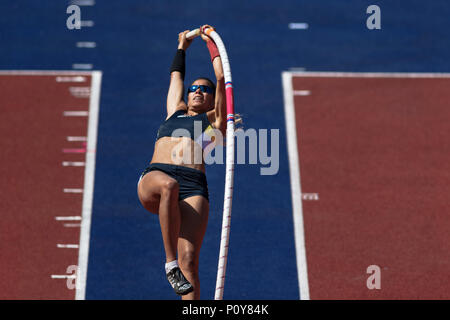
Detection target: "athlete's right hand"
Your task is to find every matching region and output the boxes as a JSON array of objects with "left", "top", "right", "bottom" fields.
[{"left": 178, "top": 30, "right": 192, "bottom": 51}]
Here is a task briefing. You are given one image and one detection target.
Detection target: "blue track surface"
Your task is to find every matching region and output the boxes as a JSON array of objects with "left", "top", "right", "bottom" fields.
[{"left": 2, "top": 0, "right": 450, "bottom": 299}]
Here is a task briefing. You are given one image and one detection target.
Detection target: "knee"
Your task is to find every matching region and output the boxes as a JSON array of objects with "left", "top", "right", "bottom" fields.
[
  {"left": 179, "top": 250, "right": 198, "bottom": 277},
  {"left": 160, "top": 178, "right": 179, "bottom": 198}
]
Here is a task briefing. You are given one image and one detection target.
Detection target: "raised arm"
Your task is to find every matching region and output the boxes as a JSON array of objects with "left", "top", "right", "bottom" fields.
[
  {"left": 211, "top": 55, "right": 226, "bottom": 136},
  {"left": 201, "top": 27, "right": 226, "bottom": 136},
  {"left": 166, "top": 30, "right": 192, "bottom": 119}
]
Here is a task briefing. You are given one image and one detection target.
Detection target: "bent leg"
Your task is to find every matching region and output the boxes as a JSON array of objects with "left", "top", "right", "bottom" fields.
[
  {"left": 177, "top": 195, "right": 209, "bottom": 300},
  {"left": 137, "top": 170, "right": 181, "bottom": 262}
]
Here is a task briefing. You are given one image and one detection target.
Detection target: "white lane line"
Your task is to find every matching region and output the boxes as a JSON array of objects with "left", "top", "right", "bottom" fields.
[
  {"left": 55, "top": 216, "right": 82, "bottom": 221},
  {"left": 63, "top": 188, "right": 84, "bottom": 193},
  {"left": 282, "top": 71, "right": 310, "bottom": 300},
  {"left": 57, "top": 244, "right": 80, "bottom": 249},
  {"left": 72, "top": 64, "right": 93, "bottom": 70},
  {"left": 56, "top": 76, "right": 86, "bottom": 83},
  {"left": 67, "top": 136, "right": 87, "bottom": 142},
  {"left": 63, "top": 111, "right": 89, "bottom": 117},
  {"left": 289, "top": 22, "right": 309, "bottom": 30},
  {"left": 62, "top": 161, "right": 86, "bottom": 167},
  {"left": 76, "top": 42, "right": 97, "bottom": 48},
  {"left": 76, "top": 71, "right": 102, "bottom": 300},
  {"left": 294, "top": 90, "right": 311, "bottom": 96},
  {"left": 288, "top": 71, "right": 450, "bottom": 78},
  {"left": 0, "top": 70, "right": 94, "bottom": 76}
]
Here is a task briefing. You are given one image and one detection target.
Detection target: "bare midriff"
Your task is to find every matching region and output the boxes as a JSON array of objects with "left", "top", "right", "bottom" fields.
[{"left": 150, "top": 136, "right": 206, "bottom": 173}]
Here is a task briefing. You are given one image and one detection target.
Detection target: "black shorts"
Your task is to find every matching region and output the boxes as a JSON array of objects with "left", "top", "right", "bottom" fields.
[{"left": 139, "top": 163, "right": 209, "bottom": 202}]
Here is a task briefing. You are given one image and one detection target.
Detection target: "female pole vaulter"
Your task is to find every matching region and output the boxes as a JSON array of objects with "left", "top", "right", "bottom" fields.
[{"left": 137, "top": 25, "right": 225, "bottom": 300}]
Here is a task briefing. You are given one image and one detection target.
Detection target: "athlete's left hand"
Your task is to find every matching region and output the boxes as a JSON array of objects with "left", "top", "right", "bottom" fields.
[{"left": 200, "top": 24, "right": 215, "bottom": 42}]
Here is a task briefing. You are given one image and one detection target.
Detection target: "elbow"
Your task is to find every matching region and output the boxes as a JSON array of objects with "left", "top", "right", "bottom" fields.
[{"left": 214, "top": 119, "right": 227, "bottom": 137}]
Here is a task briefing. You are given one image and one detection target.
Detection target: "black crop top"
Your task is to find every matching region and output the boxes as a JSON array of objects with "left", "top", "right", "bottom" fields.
[{"left": 156, "top": 110, "right": 215, "bottom": 149}]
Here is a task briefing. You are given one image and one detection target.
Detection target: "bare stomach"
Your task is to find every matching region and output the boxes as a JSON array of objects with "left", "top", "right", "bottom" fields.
[{"left": 150, "top": 137, "right": 206, "bottom": 173}]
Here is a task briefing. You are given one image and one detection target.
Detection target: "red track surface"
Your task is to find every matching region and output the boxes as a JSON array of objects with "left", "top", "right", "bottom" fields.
[
  {"left": 3, "top": 72, "right": 449, "bottom": 300},
  {"left": 292, "top": 74, "right": 450, "bottom": 299},
  {"left": 0, "top": 73, "right": 91, "bottom": 299}
]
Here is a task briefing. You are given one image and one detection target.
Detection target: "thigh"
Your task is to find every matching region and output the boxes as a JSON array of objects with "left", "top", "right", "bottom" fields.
[
  {"left": 178, "top": 196, "right": 210, "bottom": 258},
  {"left": 137, "top": 170, "right": 178, "bottom": 214}
]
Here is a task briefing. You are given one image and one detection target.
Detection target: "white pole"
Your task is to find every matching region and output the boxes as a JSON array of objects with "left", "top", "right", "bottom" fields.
[{"left": 187, "top": 27, "right": 236, "bottom": 300}]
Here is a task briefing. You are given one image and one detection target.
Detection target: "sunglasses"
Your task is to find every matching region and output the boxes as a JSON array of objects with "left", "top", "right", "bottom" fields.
[{"left": 187, "top": 84, "right": 214, "bottom": 94}]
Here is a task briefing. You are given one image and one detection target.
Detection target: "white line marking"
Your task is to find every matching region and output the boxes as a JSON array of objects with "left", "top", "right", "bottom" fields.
[
  {"left": 289, "top": 23, "right": 309, "bottom": 30},
  {"left": 63, "top": 111, "right": 89, "bottom": 117},
  {"left": 72, "top": 64, "right": 93, "bottom": 70},
  {"left": 288, "top": 71, "right": 450, "bottom": 78},
  {"left": 51, "top": 275, "right": 76, "bottom": 279},
  {"left": 62, "top": 161, "right": 86, "bottom": 167},
  {"left": 282, "top": 71, "right": 310, "bottom": 300},
  {"left": 55, "top": 216, "right": 82, "bottom": 221},
  {"left": 69, "top": 87, "right": 91, "bottom": 98},
  {"left": 302, "top": 193, "right": 319, "bottom": 201},
  {"left": 76, "top": 71, "right": 102, "bottom": 300},
  {"left": 76, "top": 42, "right": 97, "bottom": 48},
  {"left": 56, "top": 76, "right": 86, "bottom": 83},
  {"left": 294, "top": 90, "right": 311, "bottom": 96},
  {"left": 63, "top": 188, "right": 84, "bottom": 193},
  {"left": 57, "top": 244, "right": 79, "bottom": 249},
  {"left": 64, "top": 223, "right": 82, "bottom": 228},
  {"left": 67, "top": 136, "right": 87, "bottom": 142},
  {"left": 0, "top": 70, "right": 95, "bottom": 76}
]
